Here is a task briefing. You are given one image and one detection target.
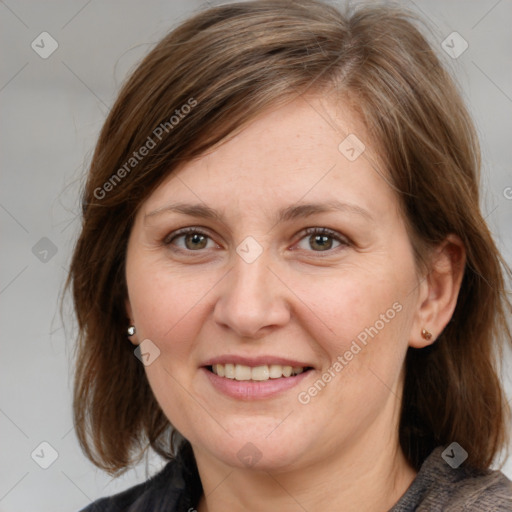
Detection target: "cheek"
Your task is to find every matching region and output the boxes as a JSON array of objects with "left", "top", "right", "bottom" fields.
[
  {"left": 126, "top": 265, "right": 215, "bottom": 435},
  {"left": 127, "top": 259, "right": 216, "bottom": 353},
  {"left": 290, "top": 263, "right": 414, "bottom": 406},
  {"left": 294, "top": 267, "right": 409, "bottom": 348}
]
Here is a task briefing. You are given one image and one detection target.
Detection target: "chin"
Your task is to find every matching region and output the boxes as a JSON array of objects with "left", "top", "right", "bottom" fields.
[{"left": 193, "top": 417, "right": 315, "bottom": 472}]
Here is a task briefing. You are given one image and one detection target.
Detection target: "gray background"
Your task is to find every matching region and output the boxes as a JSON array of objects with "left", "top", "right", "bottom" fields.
[{"left": 1, "top": 0, "right": 511, "bottom": 510}]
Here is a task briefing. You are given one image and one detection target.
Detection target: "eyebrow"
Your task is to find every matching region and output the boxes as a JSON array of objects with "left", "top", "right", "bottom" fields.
[{"left": 145, "top": 200, "right": 373, "bottom": 224}]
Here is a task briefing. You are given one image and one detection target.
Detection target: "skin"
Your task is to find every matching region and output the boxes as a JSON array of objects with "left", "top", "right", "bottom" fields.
[{"left": 125, "top": 95, "right": 465, "bottom": 511}]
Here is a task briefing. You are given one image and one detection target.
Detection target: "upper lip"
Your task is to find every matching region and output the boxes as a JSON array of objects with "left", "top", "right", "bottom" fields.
[{"left": 202, "top": 355, "right": 313, "bottom": 368}]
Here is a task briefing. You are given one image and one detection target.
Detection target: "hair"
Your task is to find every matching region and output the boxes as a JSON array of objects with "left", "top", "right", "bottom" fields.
[{"left": 67, "top": 0, "right": 511, "bottom": 476}]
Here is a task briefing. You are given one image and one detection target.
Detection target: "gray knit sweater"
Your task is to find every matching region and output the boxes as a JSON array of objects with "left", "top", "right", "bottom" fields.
[
  {"left": 80, "top": 446, "right": 512, "bottom": 511},
  {"left": 389, "top": 447, "right": 512, "bottom": 511}
]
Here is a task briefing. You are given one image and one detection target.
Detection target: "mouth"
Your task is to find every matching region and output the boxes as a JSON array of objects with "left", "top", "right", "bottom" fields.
[
  {"left": 200, "top": 355, "right": 315, "bottom": 399},
  {"left": 201, "top": 360, "right": 314, "bottom": 400},
  {"left": 206, "top": 363, "right": 313, "bottom": 381}
]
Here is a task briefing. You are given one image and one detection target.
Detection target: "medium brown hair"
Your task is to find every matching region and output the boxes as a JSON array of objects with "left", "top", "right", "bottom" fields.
[{"left": 67, "top": 0, "right": 511, "bottom": 475}]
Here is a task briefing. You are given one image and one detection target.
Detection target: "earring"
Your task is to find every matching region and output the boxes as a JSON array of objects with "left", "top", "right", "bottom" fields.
[
  {"left": 421, "top": 328, "right": 432, "bottom": 341},
  {"left": 127, "top": 325, "right": 136, "bottom": 336}
]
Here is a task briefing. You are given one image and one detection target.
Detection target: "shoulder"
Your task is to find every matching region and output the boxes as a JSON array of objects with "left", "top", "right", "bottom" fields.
[
  {"left": 440, "top": 466, "right": 512, "bottom": 511},
  {"left": 78, "top": 458, "right": 198, "bottom": 512},
  {"left": 391, "top": 447, "right": 512, "bottom": 511}
]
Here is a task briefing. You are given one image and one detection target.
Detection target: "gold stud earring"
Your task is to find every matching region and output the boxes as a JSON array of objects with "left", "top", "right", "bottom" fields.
[{"left": 421, "top": 328, "right": 432, "bottom": 341}]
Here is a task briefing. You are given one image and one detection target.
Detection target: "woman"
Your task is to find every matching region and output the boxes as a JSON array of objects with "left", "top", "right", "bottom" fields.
[{"left": 69, "top": 1, "right": 512, "bottom": 510}]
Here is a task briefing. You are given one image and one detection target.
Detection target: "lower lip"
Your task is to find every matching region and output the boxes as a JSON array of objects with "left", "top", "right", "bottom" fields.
[{"left": 201, "top": 367, "right": 311, "bottom": 400}]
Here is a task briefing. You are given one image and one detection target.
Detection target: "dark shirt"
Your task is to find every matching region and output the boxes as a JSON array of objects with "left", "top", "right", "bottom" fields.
[{"left": 79, "top": 446, "right": 512, "bottom": 511}]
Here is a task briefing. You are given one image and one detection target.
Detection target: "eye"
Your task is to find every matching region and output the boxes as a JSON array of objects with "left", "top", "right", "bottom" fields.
[
  {"left": 164, "top": 228, "right": 218, "bottom": 251},
  {"left": 295, "top": 227, "right": 348, "bottom": 252},
  {"left": 164, "top": 227, "right": 347, "bottom": 254}
]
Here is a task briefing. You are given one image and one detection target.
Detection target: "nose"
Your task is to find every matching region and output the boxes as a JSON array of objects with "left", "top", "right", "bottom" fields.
[{"left": 213, "top": 251, "right": 291, "bottom": 339}]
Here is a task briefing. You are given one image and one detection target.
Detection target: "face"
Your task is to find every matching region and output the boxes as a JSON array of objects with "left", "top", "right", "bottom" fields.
[{"left": 125, "top": 95, "right": 422, "bottom": 472}]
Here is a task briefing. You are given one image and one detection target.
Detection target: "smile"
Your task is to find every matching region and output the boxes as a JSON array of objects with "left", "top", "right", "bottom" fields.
[
  {"left": 208, "top": 363, "right": 308, "bottom": 381},
  {"left": 202, "top": 362, "right": 314, "bottom": 400}
]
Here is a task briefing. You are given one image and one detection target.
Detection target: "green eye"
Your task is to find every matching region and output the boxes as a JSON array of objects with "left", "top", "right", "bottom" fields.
[
  {"left": 297, "top": 228, "right": 347, "bottom": 252},
  {"left": 166, "top": 228, "right": 215, "bottom": 251},
  {"left": 183, "top": 232, "right": 208, "bottom": 250}
]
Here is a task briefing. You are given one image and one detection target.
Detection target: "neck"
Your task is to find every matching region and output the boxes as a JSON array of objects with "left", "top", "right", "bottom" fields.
[{"left": 194, "top": 432, "right": 416, "bottom": 512}]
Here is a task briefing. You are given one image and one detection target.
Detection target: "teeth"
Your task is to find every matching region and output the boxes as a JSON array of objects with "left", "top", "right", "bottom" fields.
[
  {"left": 235, "top": 364, "right": 252, "bottom": 381},
  {"left": 211, "top": 363, "right": 306, "bottom": 381},
  {"left": 269, "top": 364, "right": 283, "bottom": 378},
  {"left": 251, "top": 365, "right": 269, "bottom": 381},
  {"left": 224, "top": 363, "right": 235, "bottom": 379}
]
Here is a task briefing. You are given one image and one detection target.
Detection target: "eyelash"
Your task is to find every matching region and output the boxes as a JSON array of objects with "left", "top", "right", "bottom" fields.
[{"left": 163, "top": 226, "right": 349, "bottom": 255}]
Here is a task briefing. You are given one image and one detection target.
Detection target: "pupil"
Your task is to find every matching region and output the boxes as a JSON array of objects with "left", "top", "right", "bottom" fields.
[
  {"left": 186, "top": 233, "right": 206, "bottom": 249},
  {"left": 311, "top": 234, "right": 332, "bottom": 251}
]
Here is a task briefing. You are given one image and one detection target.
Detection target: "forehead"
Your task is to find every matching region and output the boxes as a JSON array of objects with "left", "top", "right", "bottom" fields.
[{"left": 140, "top": 95, "right": 397, "bottom": 221}]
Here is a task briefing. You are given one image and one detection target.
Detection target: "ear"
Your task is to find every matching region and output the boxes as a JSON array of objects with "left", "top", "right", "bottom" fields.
[{"left": 409, "top": 234, "right": 466, "bottom": 348}]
